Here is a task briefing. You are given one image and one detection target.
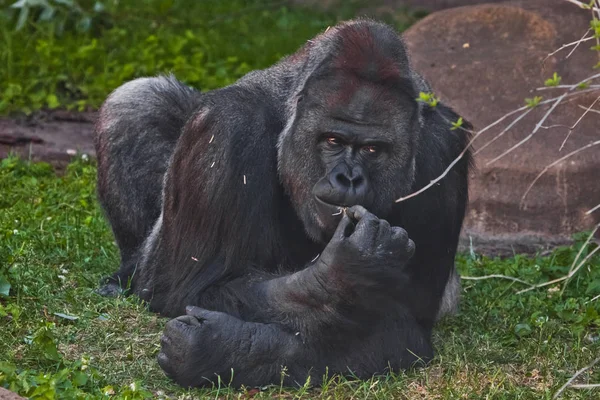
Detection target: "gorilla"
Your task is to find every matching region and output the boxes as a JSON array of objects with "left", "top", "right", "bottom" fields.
[{"left": 94, "top": 19, "right": 472, "bottom": 388}]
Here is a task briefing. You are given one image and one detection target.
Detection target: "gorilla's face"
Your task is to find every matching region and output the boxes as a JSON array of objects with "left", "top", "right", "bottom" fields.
[{"left": 278, "top": 71, "right": 420, "bottom": 244}]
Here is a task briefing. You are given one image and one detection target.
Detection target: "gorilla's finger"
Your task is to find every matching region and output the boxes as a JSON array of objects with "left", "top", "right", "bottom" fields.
[
  {"left": 175, "top": 314, "right": 203, "bottom": 326},
  {"left": 376, "top": 219, "right": 392, "bottom": 243},
  {"left": 405, "top": 239, "right": 416, "bottom": 258},
  {"left": 390, "top": 226, "right": 409, "bottom": 244},
  {"left": 157, "top": 352, "right": 174, "bottom": 377},
  {"left": 160, "top": 334, "right": 171, "bottom": 347},
  {"left": 346, "top": 205, "right": 369, "bottom": 222},
  {"left": 333, "top": 213, "right": 355, "bottom": 239},
  {"left": 351, "top": 211, "right": 380, "bottom": 246},
  {"left": 185, "top": 306, "right": 211, "bottom": 320}
]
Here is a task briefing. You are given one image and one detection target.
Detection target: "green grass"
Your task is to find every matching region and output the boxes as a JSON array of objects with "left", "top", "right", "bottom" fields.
[
  {"left": 0, "top": 156, "right": 599, "bottom": 399},
  {"left": 0, "top": 0, "right": 421, "bottom": 115}
]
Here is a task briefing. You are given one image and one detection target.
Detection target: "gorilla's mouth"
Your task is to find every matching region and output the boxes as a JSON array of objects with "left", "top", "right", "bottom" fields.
[{"left": 314, "top": 197, "right": 346, "bottom": 216}]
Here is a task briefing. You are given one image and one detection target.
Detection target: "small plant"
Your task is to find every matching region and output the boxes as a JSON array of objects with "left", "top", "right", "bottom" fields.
[
  {"left": 450, "top": 117, "right": 464, "bottom": 131},
  {"left": 417, "top": 91, "right": 439, "bottom": 107},
  {"left": 525, "top": 95, "right": 543, "bottom": 108},
  {"left": 544, "top": 72, "right": 562, "bottom": 87}
]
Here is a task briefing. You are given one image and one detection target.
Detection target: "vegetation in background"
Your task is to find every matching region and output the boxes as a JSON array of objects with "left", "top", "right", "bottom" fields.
[
  {"left": 0, "top": 155, "right": 598, "bottom": 399},
  {"left": 0, "top": 0, "right": 421, "bottom": 115}
]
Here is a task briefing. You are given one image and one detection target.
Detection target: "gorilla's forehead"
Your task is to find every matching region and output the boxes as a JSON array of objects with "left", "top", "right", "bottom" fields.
[{"left": 308, "top": 75, "right": 414, "bottom": 125}]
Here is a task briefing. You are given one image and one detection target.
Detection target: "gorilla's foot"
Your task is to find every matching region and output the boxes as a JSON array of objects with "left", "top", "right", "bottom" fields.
[
  {"left": 158, "top": 307, "right": 244, "bottom": 387},
  {"left": 96, "top": 281, "right": 124, "bottom": 297},
  {"left": 158, "top": 307, "right": 297, "bottom": 388},
  {"left": 96, "top": 274, "right": 130, "bottom": 297}
]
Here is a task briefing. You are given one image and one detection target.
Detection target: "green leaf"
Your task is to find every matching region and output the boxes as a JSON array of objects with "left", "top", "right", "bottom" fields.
[
  {"left": 54, "top": 312, "right": 79, "bottom": 321},
  {"left": 416, "top": 92, "right": 439, "bottom": 107},
  {"left": 577, "top": 82, "right": 591, "bottom": 90},
  {"left": 0, "top": 274, "right": 11, "bottom": 297},
  {"left": 450, "top": 117, "right": 463, "bottom": 131},
  {"left": 46, "top": 94, "right": 60, "bottom": 109},
  {"left": 544, "top": 72, "right": 561, "bottom": 87},
  {"left": 525, "top": 96, "right": 542, "bottom": 108},
  {"left": 32, "top": 323, "right": 62, "bottom": 362},
  {"left": 72, "top": 371, "right": 88, "bottom": 387},
  {"left": 514, "top": 323, "right": 533, "bottom": 337}
]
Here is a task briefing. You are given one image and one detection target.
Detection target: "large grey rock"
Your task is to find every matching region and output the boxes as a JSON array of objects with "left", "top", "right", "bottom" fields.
[
  {"left": 382, "top": 0, "right": 506, "bottom": 11},
  {"left": 403, "top": 0, "right": 600, "bottom": 255}
]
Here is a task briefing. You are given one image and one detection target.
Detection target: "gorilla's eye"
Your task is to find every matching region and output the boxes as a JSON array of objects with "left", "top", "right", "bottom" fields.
[
  {"left": 326, "top": 137, "right": 342, "bottom": 146},
  {"left": 362, "top": 145, "right": 379, "bottom": 154}
]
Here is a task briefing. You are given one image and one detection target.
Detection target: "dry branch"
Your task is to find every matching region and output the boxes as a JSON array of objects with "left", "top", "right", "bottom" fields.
[{"left": 553, "top": 357, "right": 600, "bottom": 399}]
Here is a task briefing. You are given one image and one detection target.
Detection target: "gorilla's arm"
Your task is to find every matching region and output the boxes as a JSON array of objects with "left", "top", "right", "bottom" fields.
[{"left": 198, "top": 206, "right": 415, "bottom": 337}]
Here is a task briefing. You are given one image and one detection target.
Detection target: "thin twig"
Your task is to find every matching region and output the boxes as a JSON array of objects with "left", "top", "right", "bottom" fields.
[
  {"left": 569, "top": 383, "right": 600, "bottom": 389},
  {"left": 461, "top": 274, "right": 535, "bottom": 288},
  {"left": 560, "top": 95, "right": 600, "bottom": 150},
  {"left": 561, "top": 222, "right": 600, "bottom": 295},
  {"left": 586, "top": 203, "right": 600, "bottom": 215},
  {"left": 562, "top": 0, "right": 600, "bottom": 12},
  {"left": 517, "top": 245, "right": 600, "bottom": 294},
  {"left": 537, "top": 84, "right": 600, "bottom": 91},
  {"left": 486, "top": 93, "right": 567, "bottom": 165},
  {"left": 395, "top": 88, "right": 598, "bottom": 203},
  {"left": 486, "top": 73, "right": 600, "bottom": 165},
  {"left": 568, "top": 224, "right": 600, "bottom": 276},
  {"left": 473, "top": 109, "right": 533, "bottom": 155},
  {"left": 542, "top": 29, "right": 593, "bottom": 64},
  {"left": 520, "top": 140, "right": 600, "bottom": 207},
  {"left": 588, "top": 293, "right": 600, "bottom": 303},
  {"left": 553, "top": 357, "right": 600, "bottom": 399},
  {"left": 580, "top": 105, "right": 600, "bottom": 115}
]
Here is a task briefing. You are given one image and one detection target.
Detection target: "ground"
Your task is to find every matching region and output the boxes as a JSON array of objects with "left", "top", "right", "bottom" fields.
[{"left": 0, "top": 156, "right": 598, "bottom": 399}]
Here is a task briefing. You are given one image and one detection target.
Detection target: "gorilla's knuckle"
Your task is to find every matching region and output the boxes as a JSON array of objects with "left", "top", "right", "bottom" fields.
[
  {"left": 157, "top": 352, "right": 172, "bottom": 372},
  {"left": 393, "top": 227, "right": 408, "bottom": 241},
  {"left": 379, "top": 219, "right": 391, "bottom": 231},
  {"left": 406, "top": 239, "right": 416, "bottom": 256}
]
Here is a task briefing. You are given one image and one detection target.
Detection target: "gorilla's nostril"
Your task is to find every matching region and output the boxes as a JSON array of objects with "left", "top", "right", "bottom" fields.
[
  {"left": 352, "top": 176, "right": 364, "bottom": 187},
  {"left": 335, "top": 173, "right": 352, "bottom": 187}
]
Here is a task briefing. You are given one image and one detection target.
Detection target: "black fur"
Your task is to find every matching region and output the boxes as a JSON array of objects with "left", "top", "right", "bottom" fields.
[{"left": 95, "top": 19, "right": 472, "bottom": 388}]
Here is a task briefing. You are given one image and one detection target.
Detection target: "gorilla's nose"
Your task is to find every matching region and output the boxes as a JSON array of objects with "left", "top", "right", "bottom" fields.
[{"left": 313, "top": 164, "right": 370, "bottom": 207}]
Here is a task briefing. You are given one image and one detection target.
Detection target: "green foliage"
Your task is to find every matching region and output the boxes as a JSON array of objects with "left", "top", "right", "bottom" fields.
[
  {"left": 525, "top": 95, "right": 543, "bottom": 108},
  {"left": 0, "top": 273, "right": 11, "bottom": 297},
  {"left": 0, "top": 0, "right": 421, "bottom": 115},
  {"left": 450, "top": 117, "right": 464, "bottom": 131},
  {"left": 6, "top": 0, "right": 110, "bottom": 35},
  {"left": 544, "top": 72, "right": 562, "bottom": 87},
  {"left": 416, "top": 91, "right": 439, "bottom": 107},
  {"left": 29, "top": 323, "right": 62, "bottom": 362},
  {"left": 0, "top": 356, "right": 101, "bottom": 399},
  {"left": 591, "top": 17, "right": 600, "bottom": 38}
]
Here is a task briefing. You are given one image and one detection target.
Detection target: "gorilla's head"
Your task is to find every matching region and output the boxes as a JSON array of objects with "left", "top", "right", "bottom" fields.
[{"left": 278, "top": 20, "right": 422, "bottom": 244}]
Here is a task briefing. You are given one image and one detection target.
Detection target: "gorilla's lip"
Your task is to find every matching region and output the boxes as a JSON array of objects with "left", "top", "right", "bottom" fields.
[{"left": 314, "top": 197, "right": 345, "bottom": 214}]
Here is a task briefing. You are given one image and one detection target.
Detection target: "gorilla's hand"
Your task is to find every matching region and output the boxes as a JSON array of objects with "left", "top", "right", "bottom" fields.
[{"left": 318, "top": 205, "right": 415, "bottom": 291}]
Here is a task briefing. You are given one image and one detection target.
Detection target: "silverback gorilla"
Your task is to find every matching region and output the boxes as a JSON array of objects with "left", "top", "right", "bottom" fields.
[{"left": 94, "top": 19, "right": 472, "bottom": 388}]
